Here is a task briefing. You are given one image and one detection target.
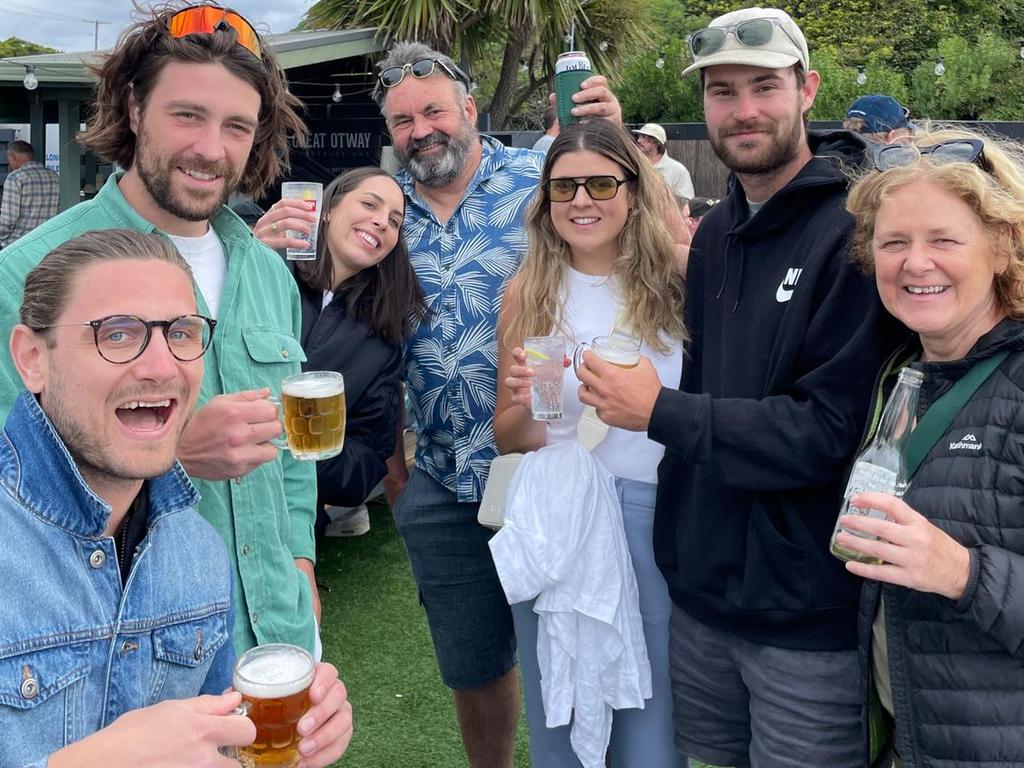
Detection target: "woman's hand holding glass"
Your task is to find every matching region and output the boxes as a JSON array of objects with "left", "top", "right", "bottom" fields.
[
  {"left": 837, "top": 491, "right": 972, "bottom": 600},
  {"left": 504, "top": 347, "right": 536, "bottom": 409},
  {"left": 254, "top": 198, "right": 318, "bottom": 252}
]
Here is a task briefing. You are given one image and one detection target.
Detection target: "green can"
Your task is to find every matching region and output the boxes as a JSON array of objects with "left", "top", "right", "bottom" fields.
[{"left": 554, "top": 51, "right": 592, "bottom": 127}]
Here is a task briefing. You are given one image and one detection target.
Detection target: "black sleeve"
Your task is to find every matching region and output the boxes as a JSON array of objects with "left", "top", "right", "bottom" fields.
[
  {"left": 315, "top": 345, "right": 402, "bottom": 507},
  {"left": 648, "top": 251, "right": 896, "bottom": 491}
]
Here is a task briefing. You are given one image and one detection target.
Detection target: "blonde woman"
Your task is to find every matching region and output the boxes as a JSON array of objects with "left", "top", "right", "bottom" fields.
[
  {"left": 840, "top": 127, "right": 1024, "bottom": 767},
  {"left": 494, "top": 118, "right": 685, "bottom": 767}
]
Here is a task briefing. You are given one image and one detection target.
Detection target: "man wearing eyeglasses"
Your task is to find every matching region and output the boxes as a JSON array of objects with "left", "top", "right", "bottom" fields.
[
  {"left": 370, "top": 40, "right": 622, "bottom": 767},
  {"left": 0, "top": 6, "right": 325, "bottom": 665},
  {"left": 2, "top": 230, "right": 350, "bottom": 768},
  {"left": 576, "top": 7, "right": 902, "bottom": 767}
]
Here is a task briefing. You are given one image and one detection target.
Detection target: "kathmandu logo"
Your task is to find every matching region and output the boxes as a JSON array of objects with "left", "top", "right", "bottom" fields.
[
  {"left": 949, "top": 432, "right": 982, "bottom": 451},
  {"left": 776, "top": 268, "right": 803, "bottom": 303}
]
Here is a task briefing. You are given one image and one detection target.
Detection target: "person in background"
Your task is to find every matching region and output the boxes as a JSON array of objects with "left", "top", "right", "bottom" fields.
[
  {"left": 533, "top": 106, "right": 560, "bottom": 154},
  {"left": 495, "top": 118, "right": 685, "bottom": 767},
  {"left": 0, "top": 4, "right": 322, "bottom": 658},
  {"left": 844, "top": 94, "right": 915, "bottom": 144},
  {"left": 0, "top": 140, "right": 59, "bottom": 248},
  {"left": 633, "top": 123, "right": 695, "bottom": 202},
  {"left": 1, "top": 229, "right": 350, "bottom": 768},
  {"left": 372, "top": 38, "right": 622, "bottom": 768},
  {"left": 838, "top": 127, "right": 1024, "bottom": 768},
  {"left": 577, "top": 7, "right": 901, "bottom": 766},
  {"left": 254, "top": 166, "right": 427, "bottom": 537}
]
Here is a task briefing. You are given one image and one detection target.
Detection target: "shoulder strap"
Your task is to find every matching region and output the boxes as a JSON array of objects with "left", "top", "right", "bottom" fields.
[
  {"left": 905, "top": 350, "right": 1009, "bottom": 478},
  {"left": 576, "top": 310, "right": 632, "bottom": 452}
]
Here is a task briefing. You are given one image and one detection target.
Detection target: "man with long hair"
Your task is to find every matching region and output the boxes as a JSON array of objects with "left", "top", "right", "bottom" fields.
[{"left": 0, "top": 4, "right": 325, "bottom": 668}]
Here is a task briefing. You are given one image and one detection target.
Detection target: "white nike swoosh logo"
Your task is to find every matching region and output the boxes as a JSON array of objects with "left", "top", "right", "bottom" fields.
[{"left": 776, "top": 283, "right": 795, "bottom": 302}]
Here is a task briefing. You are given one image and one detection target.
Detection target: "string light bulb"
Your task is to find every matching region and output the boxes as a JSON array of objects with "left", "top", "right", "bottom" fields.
[
  {"left": 856, "top": 66, "right": 867, "bottom": 85},
  {"left": 23, "top": 65, "right": 38, "bottom": 91},
  {"left": 331, "top": 84, "right": 342, "bottom": 103},
  {"left": 599, "top": 40, "right": 609, "bottom": 52},
  {"left": 655, "top": 52, "right": 665, "bottom": 69},
  {"left": 1018, "top": 39, "right": 1024, "bottom": 59},
  {"left": 934, "top": 56, "right": 945, "bottom": 76}
]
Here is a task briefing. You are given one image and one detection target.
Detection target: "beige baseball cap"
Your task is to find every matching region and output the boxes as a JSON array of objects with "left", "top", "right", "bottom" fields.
[
  {"left": 632, "top": 123, "right": 667, "bottom": 144},
  {"left": 682, "top": 7, "right": 809, "bottom": 77}
]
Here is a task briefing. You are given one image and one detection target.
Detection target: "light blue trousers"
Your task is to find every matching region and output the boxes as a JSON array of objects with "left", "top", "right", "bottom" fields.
[{"left": 512, "top": 477, "right": 682, "bottom": 768}]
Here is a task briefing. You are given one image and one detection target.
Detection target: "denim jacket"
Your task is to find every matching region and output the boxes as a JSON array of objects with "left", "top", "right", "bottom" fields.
[{"left": 0, "top": 392, "right": 234, "bottom": 768}]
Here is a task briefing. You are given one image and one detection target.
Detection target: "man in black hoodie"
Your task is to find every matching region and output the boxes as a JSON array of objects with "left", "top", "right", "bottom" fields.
[{"left": 577, "top": 7, "right": 902, "bottom": 767}]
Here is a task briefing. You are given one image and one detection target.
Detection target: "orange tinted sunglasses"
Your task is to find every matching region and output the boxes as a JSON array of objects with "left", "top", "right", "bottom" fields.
[{"left": 168, "top": 5, "right": 262, "bottom": 60}]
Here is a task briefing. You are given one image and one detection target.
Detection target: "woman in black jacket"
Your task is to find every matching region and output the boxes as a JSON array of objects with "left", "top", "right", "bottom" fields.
[
  {"left": 256, "top": 167, "right": 426, "bottom": 526},
  {"left": 837, "top": 128, "right": 1024, "bottom": 768}
]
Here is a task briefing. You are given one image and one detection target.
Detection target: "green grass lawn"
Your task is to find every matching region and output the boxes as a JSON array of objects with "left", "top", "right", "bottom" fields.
[{"left": 317, "top": 501, "right": 531, "bottom": 767}]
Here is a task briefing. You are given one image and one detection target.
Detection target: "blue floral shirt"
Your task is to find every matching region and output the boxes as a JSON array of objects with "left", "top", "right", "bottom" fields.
[{"left": 398, "top": 136, "right": 543, "bottom": 502}]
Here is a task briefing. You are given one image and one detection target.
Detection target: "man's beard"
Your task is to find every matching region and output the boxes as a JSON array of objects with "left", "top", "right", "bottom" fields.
[
  {"left": 394, "top": 121, "right": 477, "bottom": 188},
  {"left": 708, "top": 107, "right": 805, "bottom": 175},
  {"left": 134, "top": 123, "right": 238, "bottom": 222}
]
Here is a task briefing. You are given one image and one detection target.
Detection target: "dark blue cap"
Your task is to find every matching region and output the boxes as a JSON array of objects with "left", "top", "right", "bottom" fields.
[{"left": 845, "top": 94, "right": 914, "bottom": 134}]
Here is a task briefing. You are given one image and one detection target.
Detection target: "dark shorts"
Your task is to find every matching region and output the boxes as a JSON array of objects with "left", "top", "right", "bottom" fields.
[
  {"left": 669, "top": 605, "right": 863, "bottom": 768},
  {"left": 391, "top": 468, "right": 516, "bottom": 690}
]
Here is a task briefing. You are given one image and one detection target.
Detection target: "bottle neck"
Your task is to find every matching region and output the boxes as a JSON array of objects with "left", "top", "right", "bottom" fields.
[{"left": 875, "top": 372, "right": 922, "bottom": 452}]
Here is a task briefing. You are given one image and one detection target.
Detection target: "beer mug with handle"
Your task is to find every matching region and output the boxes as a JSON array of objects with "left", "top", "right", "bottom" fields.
[
  {"left": 227, "top": 643, "right": 316, "bottom": 768},
  {"left": 572, "top": 334, "right": 641, "bottom": 373},
  {"left": 269, "top": 371, "right": 346, "bottom": 461}
]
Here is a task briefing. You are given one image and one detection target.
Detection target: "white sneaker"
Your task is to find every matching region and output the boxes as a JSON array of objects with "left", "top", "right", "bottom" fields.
[{"left": 324, "top": 504, "right": 370, "bottom": 537}]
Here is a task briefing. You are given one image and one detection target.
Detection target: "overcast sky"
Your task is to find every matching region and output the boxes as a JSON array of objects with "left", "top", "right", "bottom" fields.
[{"left": 7, "top": 1, "right": 317, "bottom": 52}]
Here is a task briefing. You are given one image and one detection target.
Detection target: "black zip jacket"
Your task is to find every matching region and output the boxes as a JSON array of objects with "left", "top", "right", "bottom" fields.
[
  {"left": 290, "top": 266, "right": 402, "bottom": 508},
  {"left": 857, "top": 319, "right": 1024, "bottom": 768},
  {"left": 649, "top": 131, "right": 905, "bottom": 650}
]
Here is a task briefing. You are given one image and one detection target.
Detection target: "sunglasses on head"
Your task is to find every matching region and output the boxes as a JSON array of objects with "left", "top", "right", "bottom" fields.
[
  {"left": 168, "top": 4, "right": 262, "bottom": 60},
  {"left": 872, "top": 139, "right": 988, "bottom": 172},
  {"left": 378, "top": 58, "right": 471, "bottom": 89},
  {"left": 687, "top": 17, "right": 801, "bottom": 59},
  {"left": 546, "top": 175, "right": 632, "bottom": 203}
]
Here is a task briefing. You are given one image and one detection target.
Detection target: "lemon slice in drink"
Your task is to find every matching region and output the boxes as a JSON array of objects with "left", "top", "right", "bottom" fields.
[{"left": 524, "top": 347, "right": 551, "bottom": 361}]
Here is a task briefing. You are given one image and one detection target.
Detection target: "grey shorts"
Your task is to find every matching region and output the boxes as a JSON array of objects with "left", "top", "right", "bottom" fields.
[
  {"left": 391, "top": 468, "right": 516, "bottom": 690},
  {"left": 669, "top": 605, "right": 863, "bottom": 768}
]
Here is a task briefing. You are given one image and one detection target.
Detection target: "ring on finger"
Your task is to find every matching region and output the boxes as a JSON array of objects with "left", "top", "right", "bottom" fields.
[{"left": 271, "top": 222, "right": 279, "bottom": 233}]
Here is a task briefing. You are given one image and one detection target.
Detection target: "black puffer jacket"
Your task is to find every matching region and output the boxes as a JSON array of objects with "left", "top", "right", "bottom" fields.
[
  {"left": 858, "top": 318, "right": 1024, "bottom": 767},
  {"left": 290, "top": 266, "right": 402, "bottom": 508}
]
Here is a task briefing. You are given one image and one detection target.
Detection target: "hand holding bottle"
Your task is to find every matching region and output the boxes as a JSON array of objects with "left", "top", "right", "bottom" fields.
[{"left": 836, "top": 491, "right": 972, "bottom": 600}]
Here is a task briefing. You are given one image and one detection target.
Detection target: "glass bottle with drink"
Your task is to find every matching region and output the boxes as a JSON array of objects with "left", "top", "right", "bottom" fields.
[{"left": 830, "top": 366, "right": 923, "bottom": 564}]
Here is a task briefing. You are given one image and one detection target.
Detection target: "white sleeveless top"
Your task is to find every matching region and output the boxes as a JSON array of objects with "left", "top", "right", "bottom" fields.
[{"left": 545, "top": 268, "right": 684, "bottom": 484}]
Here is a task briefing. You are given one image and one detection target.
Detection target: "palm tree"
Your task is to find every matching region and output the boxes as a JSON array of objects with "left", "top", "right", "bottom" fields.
[{"left": 302, "top": 0, "right": 651, "bottom": 129}]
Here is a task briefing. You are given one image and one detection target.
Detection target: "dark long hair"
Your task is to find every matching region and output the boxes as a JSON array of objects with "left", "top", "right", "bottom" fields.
[
  {"left": 79, "top": 2, "right": 306, "bottom": 197},
  {"left": 295, "top": 167, "right": 427, "bottom": 345}
]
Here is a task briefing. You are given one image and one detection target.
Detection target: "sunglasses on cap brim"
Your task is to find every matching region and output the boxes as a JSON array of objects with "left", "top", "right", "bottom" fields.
[
  {"left": 168, "top": 4, "right": 262, "bottom": 61},
  {"left": 872, "top": 139, "right": 988, "bottom": 172},
  {"left": 687, "top": 17, "right": 802, "bottom": 60}
]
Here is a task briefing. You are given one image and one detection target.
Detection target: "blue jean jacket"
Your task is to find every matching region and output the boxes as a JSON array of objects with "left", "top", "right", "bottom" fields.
[{"left": 0, "top": 391, "right": 234, "bottom": 768}]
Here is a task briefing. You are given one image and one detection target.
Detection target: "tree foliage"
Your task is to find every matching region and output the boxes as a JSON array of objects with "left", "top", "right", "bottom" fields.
[
  {"left": 0, "top": 37, "right": 58, "bottom": 57},
  {"left": 302, "top": 0, "right": 651, "bottom": 129}
]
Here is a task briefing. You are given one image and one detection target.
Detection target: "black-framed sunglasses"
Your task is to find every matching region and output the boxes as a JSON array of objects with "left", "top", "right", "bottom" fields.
[
  {"left": 33, "top": 314, "right": 216, "bottom": 364},
  {"left": 872, "top": 139, "right": 987, "bottom": 172},
  {"left": 378, "top": 58, "right": 471, "bottom": 89},
  {"left": 546, "top": 175, "right": 633, "bottom": 203},
  {"left": 687, "top": 17, "right": 802, "bottom": 59}
]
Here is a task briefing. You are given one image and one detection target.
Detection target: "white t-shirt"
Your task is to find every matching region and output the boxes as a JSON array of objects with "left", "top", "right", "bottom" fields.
[
  {"left": 654, "top": 153, "right": 695, "bottom": 201},
  {"left": 168, "top": 228, "right": 227, "bottom": 318},
  {"left": 545, "top": 268, "right": 684, "bottom": 484}
]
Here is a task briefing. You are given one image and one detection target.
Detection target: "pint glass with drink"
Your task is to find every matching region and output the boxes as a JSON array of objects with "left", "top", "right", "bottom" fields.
[
  {"left": 233, "top": 643, "right": 315, "bottom": 768},
  {"left": 278, "top": 370, "right": 346, "bottom": 461},
  {"left": 280, "top": 182, "right": 323, "bottom": 260}
]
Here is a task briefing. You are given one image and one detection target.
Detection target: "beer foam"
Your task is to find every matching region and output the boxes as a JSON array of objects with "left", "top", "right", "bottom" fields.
[
  {"left": 234, "top": 649, "right": 315, "bottom": 699},
  {"left": 281, "top": 376, "right": 344, "bottom": 398},
  {"left": 594, "top": 339, "right": 639, "bottom": 366}
]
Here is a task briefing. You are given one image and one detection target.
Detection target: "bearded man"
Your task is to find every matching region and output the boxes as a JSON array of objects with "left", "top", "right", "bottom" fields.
[{"left": 575, "top": 8, "right": 904, "bottom": 767}]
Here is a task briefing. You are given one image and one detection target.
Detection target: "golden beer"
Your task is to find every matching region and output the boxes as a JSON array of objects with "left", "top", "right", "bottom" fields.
[
  {"left": 591, "top": 335, "right": 640, "bottom": 368},
  {"left": 233, "top": 643, "right": 315, "bottom": 768},
  {"left": 280, "top": 371, "right": 346, "bottom": 461}
]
